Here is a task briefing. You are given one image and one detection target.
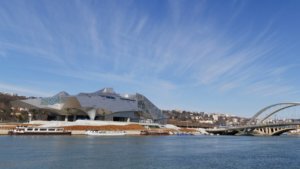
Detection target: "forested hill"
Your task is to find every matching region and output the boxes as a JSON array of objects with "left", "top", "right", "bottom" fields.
[{"left": 0, "top": 94, "right": 27, "bottom": 113}]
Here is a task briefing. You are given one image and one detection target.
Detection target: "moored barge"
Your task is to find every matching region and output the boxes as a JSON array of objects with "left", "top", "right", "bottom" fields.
[
  {"left": 140, "top": 130, "right": 169, "bottom": 135},
  {"left": 85, "top": 130, "right": 126, "bottom": 136},
  {"left": 8, "top": 126, "right": 71, "bottom": 135}
]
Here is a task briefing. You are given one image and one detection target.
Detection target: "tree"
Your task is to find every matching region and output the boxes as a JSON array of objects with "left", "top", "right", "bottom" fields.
[
  {"left": 23, "top": 114, "right": 28, "bottom": 122},
  {"left": 0, "top": 102, "right": 6, "bottom": 110},
  {"left": 18, "top": 114, "right": 23, "bottom": 121}
]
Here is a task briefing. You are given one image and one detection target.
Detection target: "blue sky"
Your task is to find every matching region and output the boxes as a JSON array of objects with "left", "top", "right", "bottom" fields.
[{"left": 1, "top": 0, "right": 300, "bottom": 117}]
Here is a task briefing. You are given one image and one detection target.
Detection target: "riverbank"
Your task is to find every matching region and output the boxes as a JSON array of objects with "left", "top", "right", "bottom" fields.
[
  {"left": 0, "top": 130, "right": 8, "bottom": 135},
  {"left": 287, "top": 132, "right": 300, "bottom": 135}
]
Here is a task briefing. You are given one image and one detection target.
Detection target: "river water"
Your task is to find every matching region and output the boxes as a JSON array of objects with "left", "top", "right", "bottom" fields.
[{"left": 1, "top": 135, "right": 300, "bottom": 169}]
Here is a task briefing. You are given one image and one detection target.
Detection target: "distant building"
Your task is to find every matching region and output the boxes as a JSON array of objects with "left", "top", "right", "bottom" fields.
[
  {"left": 19, "top": 108, "right": 28, "bottom": 111},
  {"left": 232, "top": 118, "right": 238, "bottom": 123},
  {"left": 11, "top": 112, "right": 21, "bottom": 116},
  {"left": 212, "top": 115, "right": 218, "bottom": 121},
  {"left": 0, "top": 92, "right": 18, "bottom": 96},
  {"left": 199, "top": 120, "right": 213, "bottom": 124},
  {"left": 174, "top": 109, "right": 182, "bottom": 113}
]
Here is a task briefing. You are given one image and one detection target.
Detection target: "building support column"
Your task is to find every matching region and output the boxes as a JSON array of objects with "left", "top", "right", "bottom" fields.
[
  {"left": 73, "top": 115, "right": 77, "bottom": 122},
  {"left": 127, "top": 118, "right": 130, "bottom": 122},
  {"left": 28, "top": 113, "right": 32, "bottom": 123},
  {"left": 57, "top": 116, "right": 63, "bottom": 121},
  {"left": 65, "top": 115, "right": 68, "bottom": 122},
  {"left": 37, "top": 110, "right": 43, "bottom": 120}
]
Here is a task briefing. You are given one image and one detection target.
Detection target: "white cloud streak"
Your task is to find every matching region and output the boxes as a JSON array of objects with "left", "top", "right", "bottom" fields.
[{"left": 0, "top": 83, "right": 54, "bottom": 96}]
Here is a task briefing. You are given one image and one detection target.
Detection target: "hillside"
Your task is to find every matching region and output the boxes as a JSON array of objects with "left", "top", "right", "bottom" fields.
[{"left": 0, "top": 94, "right": 28, "bottom": 122}]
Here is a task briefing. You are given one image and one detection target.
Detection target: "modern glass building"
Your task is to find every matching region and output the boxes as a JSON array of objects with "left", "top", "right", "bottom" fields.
[{"left": 11, "top": 88, "right": 168, "bottom": 125}]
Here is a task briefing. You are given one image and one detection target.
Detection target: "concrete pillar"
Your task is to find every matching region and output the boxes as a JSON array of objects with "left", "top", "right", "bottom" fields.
[
  {"left": 127, "top": 118, "right": 130, "bottom": 122},
  {"left": 268, "top": 127, "right": 271, "bottom": 135},
  {"left": 73, "top": 115, "right": 77, "bottom": 121},
  {"left": 56, "top": 116, "right": 62, "bottom": 121},
  {"left": 27, "top": 113, "right": 32, "bottom": 123},
  {"left": 65, "top": 115, "right": 68, "bottom": 122}
]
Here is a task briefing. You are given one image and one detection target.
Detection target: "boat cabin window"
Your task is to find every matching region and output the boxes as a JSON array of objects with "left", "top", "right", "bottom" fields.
[
  {"left": 27, "top": 129, "right": 33, "bottom": 131},
  {"left": 40, "top": 129, "right": 47, "bottom": 131},
  {"left": 48, "top": 129, "right": 55, "bottom": 131},
  {"left": 34, "top": 128, "right": 38, "bottom": 131}
]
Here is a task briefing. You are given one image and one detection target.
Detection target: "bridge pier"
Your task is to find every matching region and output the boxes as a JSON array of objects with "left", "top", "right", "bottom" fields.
[
  {"left": 242, "top": 126, "right": 296, "bottom": 136},
  {"left": 253, "top": 128, "right": 264, "bottom": 135},
  {"left": 261, "top": 127, "right": 295, "bottom": 136},
  {"left": 240, "top": 128, "right": 255, "bottom": 136}
]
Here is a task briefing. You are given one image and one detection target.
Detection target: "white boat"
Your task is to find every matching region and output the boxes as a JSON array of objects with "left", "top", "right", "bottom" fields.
[
  {"left": 9, "top": 126, "right": 71, "bottom": 135},
  {"left": 85, "top": 130, "right": 126, "bottom": 136}
]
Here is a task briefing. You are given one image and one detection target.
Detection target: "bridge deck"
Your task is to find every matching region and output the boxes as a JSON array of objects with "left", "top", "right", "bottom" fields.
[{"left": 206, "top": 122, "right": 300, "bottom": 133}]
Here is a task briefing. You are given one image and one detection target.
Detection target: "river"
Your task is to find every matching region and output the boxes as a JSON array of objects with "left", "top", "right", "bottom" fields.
[{"left": 1, "top": 135, "right": 300, "bottom": 169}]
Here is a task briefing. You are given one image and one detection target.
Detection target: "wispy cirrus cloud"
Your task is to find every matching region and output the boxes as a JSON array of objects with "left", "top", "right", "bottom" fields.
[
  {"left": 0, "top": 83, "right": 54, "bottom": 96},
  {"left": 0, "top": 0, "right": 299, "bottom": 114}
]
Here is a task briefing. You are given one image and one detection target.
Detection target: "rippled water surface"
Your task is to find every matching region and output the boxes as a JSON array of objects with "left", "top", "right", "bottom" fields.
[{"left": 1, "top": 135, "right": 300, "bottom": 169}]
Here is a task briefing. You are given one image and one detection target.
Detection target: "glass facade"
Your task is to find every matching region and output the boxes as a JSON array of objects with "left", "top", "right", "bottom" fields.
[
  {"left": 136, "top": 93, "right": 167, "bottom": 125},
  {"left": 41, "top": 97, "right": 62, "bottom": 105},
  {"left": 138, "top": 100, "right": 150, "bottom": 115}
]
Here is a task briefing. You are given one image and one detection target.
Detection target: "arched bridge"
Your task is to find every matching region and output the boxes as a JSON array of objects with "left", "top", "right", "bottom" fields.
[{"left": 206, "top": 102, "right": 300, "bottom": 136}]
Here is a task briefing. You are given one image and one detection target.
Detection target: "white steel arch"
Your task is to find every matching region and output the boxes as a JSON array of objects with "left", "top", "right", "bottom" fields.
[
  {"left": 247, "top": 102, "right": 300, "bottom": 125},
  {"left": 258, "top": 103, "right": 300, "bottom": 124}
]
